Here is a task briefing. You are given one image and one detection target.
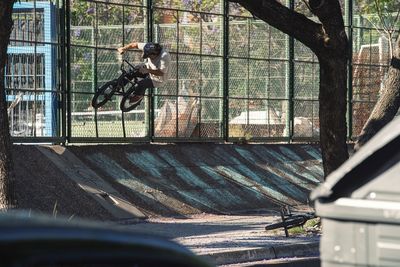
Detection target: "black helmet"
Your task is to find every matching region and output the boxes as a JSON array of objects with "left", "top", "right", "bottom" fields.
[{"left": 143, "top": 42, "right": 162, "bottom": 59}]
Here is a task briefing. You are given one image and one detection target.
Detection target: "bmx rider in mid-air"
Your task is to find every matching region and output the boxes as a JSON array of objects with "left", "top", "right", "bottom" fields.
[{"left": 117, "top": 41, "right": 171, "bottom": 104}]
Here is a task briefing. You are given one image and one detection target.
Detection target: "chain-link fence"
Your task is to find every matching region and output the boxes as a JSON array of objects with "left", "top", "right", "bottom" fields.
[{"left": 5, "top": 0, "right": 398, "bottom": 143}]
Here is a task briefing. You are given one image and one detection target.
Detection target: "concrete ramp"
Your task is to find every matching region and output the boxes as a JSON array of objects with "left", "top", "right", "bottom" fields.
[
  {"left": 69, "top": 143, "right": 323, "bottom": 216},
  {"left": 36, "top": 146, "right": 146, "bottom": 221},
  {"left": 13, "top": 143, "right": 323, "bottom": 220}
]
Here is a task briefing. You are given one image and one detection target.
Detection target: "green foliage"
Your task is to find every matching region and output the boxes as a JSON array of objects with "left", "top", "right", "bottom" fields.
[
  {"left": 355, "top": 0, "right": 400, "bottom": 30},
  {"left": 180, "top": 0, "right": 221, "bottom": 13},
  {"left": 287, "top": 217, "right": 320, "bottom": 235},
  {"left": 154, "top": 0, "right": 221, "bottom": 13},
  {"left": 70, "top": 1, "right": 94, "bottom": 26},
  {"left": 357, "top": 0, "right": 400, "bottom": 15},
  {"left": 70, "top": 1, "right": 145, "bottom": 27}
]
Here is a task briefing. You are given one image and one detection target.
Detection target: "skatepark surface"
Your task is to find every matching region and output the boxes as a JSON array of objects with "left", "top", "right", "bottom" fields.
[{"left": 12, "top": 143, "right": 323, "bottom": 265}]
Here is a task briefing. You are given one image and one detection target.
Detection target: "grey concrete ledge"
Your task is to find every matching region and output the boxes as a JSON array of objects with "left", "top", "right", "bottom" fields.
[{"left": 201, "top": 241, "right": 320, "bottom": 266}]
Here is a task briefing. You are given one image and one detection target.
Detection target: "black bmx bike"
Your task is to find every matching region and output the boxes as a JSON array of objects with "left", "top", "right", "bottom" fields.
[
  {"left": 265, "top": 208, "right": 317, "bottom": 237},
  {"left": 91, "top": 58, "right": 147, "bottom": 112},
  {"left": 265, "top": 212, "right": 316, "bottom": 231}
]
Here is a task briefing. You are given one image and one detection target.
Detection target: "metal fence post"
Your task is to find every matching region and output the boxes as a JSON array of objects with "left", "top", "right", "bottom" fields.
[
  {"left": 147, "top": 0, "right": 154, "bottom": 141},
  {"left": 59, "top": 0, "right": 67, "bottom": 144},
  {"left": 288, "top": 0, "right": 295, "bottom": 142},
  {"left": 346, "top": 0, "right": 353, "bottom": 140},
  {"left": 66, "top": 0, "right": 72, "bottom": 143},
  {"left": 223, "top": 0, "right": 229, "bottom": 141}
]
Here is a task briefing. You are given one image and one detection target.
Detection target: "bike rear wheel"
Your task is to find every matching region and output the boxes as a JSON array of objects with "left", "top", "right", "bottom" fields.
[
  {"left": 92, "top": 81, "right": 117, "bottom": 109},
  {"left": 120, "top": 85, "right": 143, "bottom": 112}
]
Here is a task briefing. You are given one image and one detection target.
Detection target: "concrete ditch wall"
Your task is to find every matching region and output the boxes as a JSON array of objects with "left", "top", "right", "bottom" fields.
[{"left": 13, "top": 143, "right": 323, "bottom": 222}]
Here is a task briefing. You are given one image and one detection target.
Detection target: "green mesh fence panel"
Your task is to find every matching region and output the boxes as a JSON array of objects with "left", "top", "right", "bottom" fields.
[
  {"left": 227, "top": 16, "right": 289, "bottom": 140},
  {"left": 229, "top": 58, "right": 248, "bottom": 98},
  {"left": 153, "top": 10, "right": 178, "bottom": 52},
  {"left": 350, "top": 25, "right": 391, "bottom": 138},
  {"left": 269, "top": 61, "right": 288, "bottom": 99},
  {"left": 228, "top": 99, "right": 286, "bottom": 138},
  {"left": 250, "top": 23, "right": 287, "bottom": 59},
  {"left": 71, "top": 92, "right": 96, "bottom": 138},
  {"left": 293, "top": 62, "right": 319, "bottom": 100},
  {"left": 69, "top": 0, "right": 148, "bottom": 139},
  {"left": 248, "top": 59, "right": 289, "bottom": 99},
  {"left": 294, "top": 40, "right": 316, "bottom": 62},
  {"left": 201, "top": 57, "right": 223, "bottom": 97},
  {"left": 70, "top": 46, "right": 94, "bottom": 93},
  {"left": 156, "top": 53, "right": 177, "bottom": 97},
  {"left": 7, "top": 0, "right": 397, "bottom": 142},
  {"left": 293, "top": 100, "right": 319, "bottom": 138},
  {"left": 352, "top": 100, "right": 376, "bottom": 137},
  {"left": 248, "top": 61, "right": 268, "bottom": 98},
  {"left": 179, "top": 18, "right": 201, "bottom": 54},
  {"left": 97, "top": 115, "right": 125, "bottom": 138},
  {"left": 179, "top": 54, "right": 202, "bottom": 84},
  {"left": 202, "top": 19, "right": 223, "bottom": 56},
  {"left": 196, "top": 97, "right": 222, "bottom": 138},
  {"left": 69, "top": 0, "right": 95, "bottom": 127},
  {"left": 229, "top": 19, "right": 250, "bottom": 58},
  {"left": 154, "top": 96, "right": 178, "bottom": 137},
  {"left": 352, "top": 0, "right": 399, "bottom": 136},
  {"left": 71, "top": 27, "right": 93, "bottom": 46},
  {"left": 250, "top": 23, "right": 270, "bottom": 59},
  {"left": 291, "top": 38, "right": 320, "bottom": 139}
]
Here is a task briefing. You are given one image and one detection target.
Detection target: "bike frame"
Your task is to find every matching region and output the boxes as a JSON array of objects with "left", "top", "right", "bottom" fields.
[{"left": 111, "top": 59, "right": 139, "bottom": 96}]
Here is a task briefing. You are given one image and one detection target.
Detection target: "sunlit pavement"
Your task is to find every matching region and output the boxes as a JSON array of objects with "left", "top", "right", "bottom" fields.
[{"left": 125, "top": 214, "right": 320, "bottom": 266}]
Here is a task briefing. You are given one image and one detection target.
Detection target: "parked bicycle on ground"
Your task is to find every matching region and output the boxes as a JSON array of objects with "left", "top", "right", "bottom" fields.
[{"left": 265, "top": 206, "right": 317, "bottom": 237}]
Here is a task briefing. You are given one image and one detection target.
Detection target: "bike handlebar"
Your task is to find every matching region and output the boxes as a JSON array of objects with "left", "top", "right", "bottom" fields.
[
  {"left": 123, "top": 59, "right": 136, "bottom": 69},
  {"left": 120, "top": 59, "right": 140, "bottom": 74}
]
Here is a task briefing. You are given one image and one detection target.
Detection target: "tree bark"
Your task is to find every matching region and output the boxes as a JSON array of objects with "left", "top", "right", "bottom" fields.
[
  {"left": 354, "top": 35, "right": 400, "bottom": 151},
  {"left": 0, "top": 0, "right": 16, "bottom": 210},
  {"left": 318, "top": 56, "right": 349, "bottom": 175},
  {"left": 229, "top": 0, "right": 349, "bottom": 176}
]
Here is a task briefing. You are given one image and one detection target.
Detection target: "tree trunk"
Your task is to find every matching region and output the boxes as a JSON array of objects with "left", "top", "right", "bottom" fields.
[
  {"left": 0, "top": 0, "right": 16, "bottom": 210},
  {"left": 319, "top": 56, "right": 349, "bottom": 175},
  {"left": 354, "top": 35, "right": 400, "bottom": 151},
  {"left": 308, "top": 0, "right": 350, "bottom": 175}
]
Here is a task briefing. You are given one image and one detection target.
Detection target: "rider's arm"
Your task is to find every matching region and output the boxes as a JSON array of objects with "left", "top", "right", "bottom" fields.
[
  {"left": 146, "top": 68, "right": 165, "bottom": 76},
  {"left": 117, "top": 42, "right": 139, "bottom": 54}
]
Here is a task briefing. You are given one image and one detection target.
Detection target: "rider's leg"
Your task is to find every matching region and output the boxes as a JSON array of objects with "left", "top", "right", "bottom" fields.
[
  {"left": 124, "top": 70, "right": 148, "bottom": 87},
  {"left": 132, "top": 77, "right": 154, "bottom": 96},
  {"left": 129, "top": 77, "right": 154, "bottom": 103}
]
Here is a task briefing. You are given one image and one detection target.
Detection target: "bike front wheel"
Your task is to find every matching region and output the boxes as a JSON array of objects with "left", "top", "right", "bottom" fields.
[
  {"left": 92, "top": 81, "right": 117, "bottom": 109},
  {"left": 120, "top": 86, "right": 143, "bottom": 112},
  {"left": 265, "top": 216, "right": 306, "bottom": 231}
]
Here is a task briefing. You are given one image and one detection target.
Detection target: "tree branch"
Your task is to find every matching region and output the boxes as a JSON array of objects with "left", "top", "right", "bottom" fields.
[
  {"left": 228, "top": 0, "right": 323, "bottom": 53},
  {"left": 308, "top": 0, "right": 348, "bottom": 53}
]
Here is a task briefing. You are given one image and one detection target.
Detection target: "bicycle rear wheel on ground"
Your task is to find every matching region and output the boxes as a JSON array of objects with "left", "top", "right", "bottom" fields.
[{"left": 92, "top": 81, "right": 117, "bottom": 109}]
